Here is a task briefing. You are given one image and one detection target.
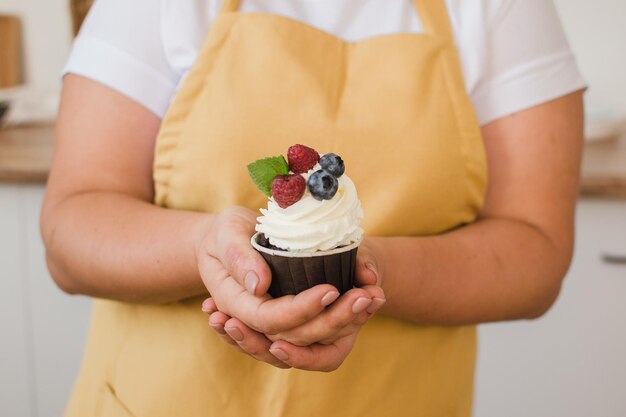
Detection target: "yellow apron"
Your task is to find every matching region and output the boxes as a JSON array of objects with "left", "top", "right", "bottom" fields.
[{"left": 66, "top": 0, "right": 486, "bottom": 416}]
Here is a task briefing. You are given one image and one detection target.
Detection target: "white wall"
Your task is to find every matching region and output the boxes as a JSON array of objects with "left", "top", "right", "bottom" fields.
[
  {"left": 0, "top": 0, "right": 72, "bottom": 93},
  {"left": 554, "top": 0, "right": 626, "bottom": 119}
]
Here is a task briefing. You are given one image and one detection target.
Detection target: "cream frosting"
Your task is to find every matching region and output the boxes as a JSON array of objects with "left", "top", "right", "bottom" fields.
[{"left": 255, "top": 164, "right": 364, "bottom": 252}]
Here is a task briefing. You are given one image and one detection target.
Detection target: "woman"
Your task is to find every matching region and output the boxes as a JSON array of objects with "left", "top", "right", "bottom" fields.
[{"left": 42, "top": 0, "right": 586, "bottom": 416}]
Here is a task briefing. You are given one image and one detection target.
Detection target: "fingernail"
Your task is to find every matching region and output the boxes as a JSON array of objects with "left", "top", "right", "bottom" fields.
[
  {"left": 365, "top": 262, "right": 380, "bottom": 282},
  {"left": 321, "top": 290, "right": 340, "bottom": 307},
  {"left": 225, "top": 326, "right": 244, "bottom": 342},
  {"left": 245, "top": 271, "right": 259, "bottom": 295},
  {"left": 366, "top": 297, "right": 386, "bottom": 314},
  {"left": 352, "top": 297, "right": 372, "bottom": 314},
  {"left": 270, "top": 347, "right": 289, "bottom": 362},
  {"left": 209, "top": 320, "right": 226, "bottom": 335}
]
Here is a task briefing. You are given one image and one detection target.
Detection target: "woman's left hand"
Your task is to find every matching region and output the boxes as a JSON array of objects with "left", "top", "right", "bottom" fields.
[{"left": 203, "top": 288, "right": 382, "bottom": 371}]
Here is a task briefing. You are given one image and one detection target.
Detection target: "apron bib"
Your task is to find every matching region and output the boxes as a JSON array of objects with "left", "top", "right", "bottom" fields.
[{"left": 66, "top": 0, "right": 486, "bottom": 416}]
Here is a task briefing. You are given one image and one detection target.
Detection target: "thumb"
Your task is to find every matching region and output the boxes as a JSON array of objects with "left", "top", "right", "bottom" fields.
[
  {"left": 220, "top": 234, "right": 272, "bottom": 296},
  {"left": 354, "top": 248, "right": 381, "bottom": 287},
  {"left": 208, "top": 207, "right": 273, "bottom": 296}
]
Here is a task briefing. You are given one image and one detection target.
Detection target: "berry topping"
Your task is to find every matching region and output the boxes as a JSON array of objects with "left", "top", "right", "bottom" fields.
[
  {"left": 307, "top": 170, "right": 339, "bottom": 201},
  {"left": 287, "top": 144, "right": 320, "bottom": 174},
  {"left": 271, "top": 174, "right": 306, "bottom": 208},
  {"left": 247, "top": 156, "right": 289, "bottom": 197},
  {"left": 319, "top": 153, "right": 345, "bottom": 177}
]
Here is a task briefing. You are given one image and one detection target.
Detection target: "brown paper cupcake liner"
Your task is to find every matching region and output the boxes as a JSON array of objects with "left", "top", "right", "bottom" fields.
[{"left": 251, "top": 233, "right": 360, "bottom": 298}]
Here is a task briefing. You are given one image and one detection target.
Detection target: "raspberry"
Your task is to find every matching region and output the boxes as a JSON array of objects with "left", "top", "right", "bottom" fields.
[
  {"left": 287, "top": 144, "right": 320, "bottom": 174},
  {"left": 271, "top": 174, "right": 306, "bottom": 208}
]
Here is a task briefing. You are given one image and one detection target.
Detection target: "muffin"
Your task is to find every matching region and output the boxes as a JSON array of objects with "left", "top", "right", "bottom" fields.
[{"left": 248, "top": 144, "right": 364, "bottom": 297}]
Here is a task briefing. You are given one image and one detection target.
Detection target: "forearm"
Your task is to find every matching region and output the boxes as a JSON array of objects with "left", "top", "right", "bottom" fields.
[
  {"left": 375, "top": 92, "right": 584, "bottom": 325},
  {"left": 42, "top": 191, "right": 211, "bottom": 303},
  {"left": 375, "top": 217, "right": 571, "bottom": 325}
]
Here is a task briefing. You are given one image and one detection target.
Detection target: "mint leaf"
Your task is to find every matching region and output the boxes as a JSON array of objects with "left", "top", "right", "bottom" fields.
[{"left": 247, "top": 156, "right": 289, "bottom": 197}]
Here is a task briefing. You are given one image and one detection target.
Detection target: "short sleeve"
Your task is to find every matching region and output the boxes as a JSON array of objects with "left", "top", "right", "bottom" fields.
[
  {"left": 471, "top": 0, "right": 586, "bottom": 125},
  {"left": 63, "top": 0, "right": 178, "bottom": 118}
]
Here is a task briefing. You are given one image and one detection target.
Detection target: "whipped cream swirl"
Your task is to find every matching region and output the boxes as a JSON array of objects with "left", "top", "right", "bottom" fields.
[{"left": 256, "top": 165, "right": 364, "bottom": 252}]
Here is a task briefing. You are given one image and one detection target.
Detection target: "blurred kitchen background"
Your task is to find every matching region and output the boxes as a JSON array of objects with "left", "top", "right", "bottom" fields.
[{"left": 0, "top": 0, "right": 624, "bottom": 416}]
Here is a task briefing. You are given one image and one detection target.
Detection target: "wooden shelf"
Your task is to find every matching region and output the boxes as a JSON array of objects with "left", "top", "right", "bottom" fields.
[
  {"left": 580, "top": 137, "right": 626, "bottom": 199},
  {"left": 0, "top": 124, "right": 54, "bottom": 183},
  {"left": 1, "top": 123, "right": 625, "bottom": 199}
]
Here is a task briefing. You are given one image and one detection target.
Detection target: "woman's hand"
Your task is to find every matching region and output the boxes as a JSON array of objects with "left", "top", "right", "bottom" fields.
[
  {"left": 201, "top": 239, "right": 387, "bottom": 371},
  {"left": 203, "top": 287, "right": 384, "bottom": 371},
  {"left": 195, "top": 206, "right": 346, "bottom": 335},
  {"left": 265, "top": 284, "right": 385, "bottom": 346}
]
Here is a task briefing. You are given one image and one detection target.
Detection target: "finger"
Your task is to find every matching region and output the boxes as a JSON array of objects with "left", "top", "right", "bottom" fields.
[
  {"left": 208, "top": 311, "right": 230, "bottom": 335},
  {"left": 208, "top": 311, "right": 244, "bottom": 352},
  {"left": 212, "top": 209, "right": 273, "bottom": 296},
  {"left": 197, "top": 255, "right": 233, "bottom": 300},
  {"left": 357, "top": 285, "right": 386, "bottom": 313},
  {"left": 201, "top": 297, "right": 217, "bottom": 314},
  {"left": 213, "top": 275, "right": 340, "bottom": 334},
  {"left": 317, "top": 294, "right": 386, "bottom": 344},
  {"left": 197, "top": 255, "right": 267, "bottom": 315},
  {"left": 248, "top": 284, "right": 341, "bottom": 334},
  {"left": 269, "top": 334, "right": 356, "bottom": 372},
  {"left": 271, "top": 288, "right": 380, "bottom": 346},
  {"left": 317, "top": 324, "right": 363, "bottom": 345},
  {"left": 354, "top": 245, "right": 381, "bottom": 287},
  {"left": 224, "top": 318, "right": 291, "bottom": 369}
]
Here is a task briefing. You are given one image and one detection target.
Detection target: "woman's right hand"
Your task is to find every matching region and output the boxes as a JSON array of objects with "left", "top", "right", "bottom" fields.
[{"left": 195, "top": 206, "right": 343, "bottom": 335}]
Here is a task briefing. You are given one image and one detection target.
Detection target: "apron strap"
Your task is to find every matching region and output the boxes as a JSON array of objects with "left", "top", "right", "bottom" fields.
[
  {"left": 412, "top": 0, "right": 453, "bottom": 40},
  {"left": 220, "top": 0, "right": 241, "bottom": 14}
]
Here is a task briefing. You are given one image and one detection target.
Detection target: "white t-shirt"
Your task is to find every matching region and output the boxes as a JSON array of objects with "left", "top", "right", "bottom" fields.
[{"left": 65, "top": 0, "right": 586, "bottom": 125}]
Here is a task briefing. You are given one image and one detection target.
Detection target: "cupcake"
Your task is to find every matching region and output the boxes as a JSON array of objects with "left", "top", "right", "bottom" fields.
[{"left": 248, "top": 144, "right": 364, "bottom": 298}]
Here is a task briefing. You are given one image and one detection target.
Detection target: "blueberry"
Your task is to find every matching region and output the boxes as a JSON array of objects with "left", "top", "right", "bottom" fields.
[
  {"left": 307, "top": 170, "right": 339, "bottom": 200},
  {"left": 319, "top": 153, "right": 345, "bottom": 177}
]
